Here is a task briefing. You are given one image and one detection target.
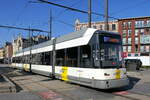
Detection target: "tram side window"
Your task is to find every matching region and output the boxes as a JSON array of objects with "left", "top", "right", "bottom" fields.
[
  {"left": 12, "top": 57, "right": 15, "bottom": 63},
  {"left": 37, "top": 53, "right": 43, "bottom": 65},
  {"left": 32, "top": 54, "right": 36, "bottom": 64},
  {"left": 42, "top": 51, "right": 51, "bottom": 65},
  {"left": 26, "top": 55, "right": 30, "bottom": 64},
  {"left": 66, "top": 47, "right": 78, "bottom": 67},
  {"left": 80, "top": 45, "right": 91, "bottom": 68},
  {"left": 22, "top": 56, "right": 26, "bottom": 63},
  {"left": 21, "top": 56, "right": 24, "bottom": 63},
  {"left": 31, "top": 52, "right": 51, "bottom": 65},
  {"left": 56, "top": 49, "right": 65, "bottom": 66},
  {"left": 16, "top": 57, "right": 21, "bottom": 63}
]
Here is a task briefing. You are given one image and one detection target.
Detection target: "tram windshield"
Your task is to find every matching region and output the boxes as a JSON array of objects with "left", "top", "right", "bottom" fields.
[{"left": 99, "top": 34, "right": 123, "bottom": 68}]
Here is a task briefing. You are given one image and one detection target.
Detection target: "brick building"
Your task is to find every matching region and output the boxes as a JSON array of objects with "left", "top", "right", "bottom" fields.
[
  {"left": 75, "top": 19, "right": 118, "bottom": 33},
  {"left": 118, "top": 16, "right": 150, "bottom": 57},
  {"left": 0, "top": 47, "right": 4, "bottom": 63},
  {"left": 4, "top": 42, "right": 13, "bottom": 64}
]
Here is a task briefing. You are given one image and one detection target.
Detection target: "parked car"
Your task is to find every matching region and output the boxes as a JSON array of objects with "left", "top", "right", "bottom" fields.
[{"left": 125, "top": 59, "right": 142, "bottom": 70}]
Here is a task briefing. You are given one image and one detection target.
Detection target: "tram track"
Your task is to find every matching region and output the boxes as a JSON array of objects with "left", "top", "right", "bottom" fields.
[{"left": 4, "top": 68, "right": 149, "bottom": 100}]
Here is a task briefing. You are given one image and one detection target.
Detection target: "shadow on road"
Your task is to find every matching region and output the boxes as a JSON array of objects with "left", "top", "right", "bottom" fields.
[
  {"left": 0, "top": 65, "right": 33, "bottom": 92},
  {"left": 69, "top": 76, "right": 141, "bottom": 94},
  {"left": 100, "top": 76, "right": 141, "bottom": 93}
]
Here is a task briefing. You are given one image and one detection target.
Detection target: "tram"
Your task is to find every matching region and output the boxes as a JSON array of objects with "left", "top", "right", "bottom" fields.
[{"left": 12, "top": 28, "right": 129, "bottom": 89}]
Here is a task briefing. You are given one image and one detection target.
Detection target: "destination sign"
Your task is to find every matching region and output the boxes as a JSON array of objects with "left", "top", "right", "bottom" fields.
[{"left": 104, "top": 37, "right": 120, "bottom": 43}]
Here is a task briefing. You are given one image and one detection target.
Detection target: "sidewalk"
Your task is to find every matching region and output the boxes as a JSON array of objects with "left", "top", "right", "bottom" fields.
[
  {"left": 126, "top": 69, "right": 150, "bottom": 96},
  {"left": 0, "top": 74, "right": 16, "bottom": 93}
]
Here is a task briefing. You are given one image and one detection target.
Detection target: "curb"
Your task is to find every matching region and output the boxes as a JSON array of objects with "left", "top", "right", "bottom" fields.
[{"left": 0, "top": 75, "right": 16, "bottom": 93}]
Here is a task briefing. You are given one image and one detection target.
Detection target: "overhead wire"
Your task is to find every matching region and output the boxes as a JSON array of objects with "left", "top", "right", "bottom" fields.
[
  {"left": 37, "top": 0, "right": 119, "bottom": 20},
  {"left": 51, "top": 0, "right": 81, "bottom": 28},
  {"left": 7, "top": 1, "right": 30, "bottom": 39}
]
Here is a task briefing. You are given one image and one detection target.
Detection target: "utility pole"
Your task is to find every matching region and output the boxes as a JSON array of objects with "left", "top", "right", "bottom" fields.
[
  {"left": 29, "top": 26, "right": 32, "bottom": 72},
  {"left": 52, "top": 38, "right": 56, "bottom": 79},
  {"left": 88, "top": 0, "right": 92, "bottom": 28},
  {"left": 49, "top": 9, "right": 52, "bottom": 40},
  {"left": 105, "top": 0, "right": 109, "bottom": 31}
]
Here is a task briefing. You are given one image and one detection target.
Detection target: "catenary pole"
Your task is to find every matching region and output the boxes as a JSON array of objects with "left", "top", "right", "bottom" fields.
[
  {"left": 88, "top": 0, "right": 92, "bottom": 28},
  {"left": 105, "top": 0, "right": 109, "bottom": 30}
]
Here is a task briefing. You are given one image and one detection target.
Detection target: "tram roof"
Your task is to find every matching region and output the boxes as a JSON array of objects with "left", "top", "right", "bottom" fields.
[{"left": 16, "top": 28, "right": 91, "bottom": 54}]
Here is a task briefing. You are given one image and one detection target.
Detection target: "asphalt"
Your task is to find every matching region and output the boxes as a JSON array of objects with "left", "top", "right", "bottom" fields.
[
  {"left": 0, "top": 92, "right": 43, "bottom": 100},
  {"left": 0, "top": 64, "right": 150, "bottom": 100}
]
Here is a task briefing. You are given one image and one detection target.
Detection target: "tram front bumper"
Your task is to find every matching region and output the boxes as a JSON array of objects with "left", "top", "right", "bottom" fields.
[{"left": 94, "top": 77, "right": 129, "bottom": 89}]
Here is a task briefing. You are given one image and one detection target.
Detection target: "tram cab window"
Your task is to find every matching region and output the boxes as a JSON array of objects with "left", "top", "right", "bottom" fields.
[{"left": 92, "top": 44, "right": 100, "bottom": 68}]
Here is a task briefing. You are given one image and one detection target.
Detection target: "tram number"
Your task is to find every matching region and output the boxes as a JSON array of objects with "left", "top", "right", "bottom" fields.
[{"left": 115, "top": 69, "right": 121, "bottom": 79}]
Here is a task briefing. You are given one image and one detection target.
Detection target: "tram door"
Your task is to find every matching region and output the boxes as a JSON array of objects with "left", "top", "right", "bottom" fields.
[{"left": 78, "top": 45, "right": 92, "bottom": 83}]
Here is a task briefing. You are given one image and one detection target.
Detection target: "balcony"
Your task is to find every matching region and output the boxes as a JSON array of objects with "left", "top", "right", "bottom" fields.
[{"left": 135, "top": 23, "right": 150, "bottom": 29}]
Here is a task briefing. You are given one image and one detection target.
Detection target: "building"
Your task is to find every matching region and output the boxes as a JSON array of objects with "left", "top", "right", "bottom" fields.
[
  {"left": 0, "top": 47, "right": 4, "bottom": 63},
  {"left": 12, "top": 35, "right": 48, "bottom": 55},
  {"left": 75, "top": 19, "right": 118, "bottom": 32},
  {"left": 12, "top": 36, "right": 29, "bottom": 55},
  {"left": 4, "top": 42, "right": 13, "bottom": 64},
  {"left": 31, "top": 35, "right": 48, "bottom": 45},
  {"left": 118, "top": 16, "right": 150, "bottom": 56},
  {"left": 75, "top": 17, "right": 150, "bottom": 66}
]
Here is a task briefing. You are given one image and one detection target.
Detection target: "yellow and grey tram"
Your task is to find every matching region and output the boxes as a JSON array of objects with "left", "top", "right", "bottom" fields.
[{"left": 12, "top": 28, "right": 129, "bottom": 89}]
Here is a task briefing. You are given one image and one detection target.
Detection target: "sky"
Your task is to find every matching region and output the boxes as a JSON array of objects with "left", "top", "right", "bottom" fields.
[{"left": 0, "top": 0, "right": 150, "bottom": 47}]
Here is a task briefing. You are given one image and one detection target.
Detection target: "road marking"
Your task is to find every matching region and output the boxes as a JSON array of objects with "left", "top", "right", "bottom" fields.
[
  {"left": 38, "top": 91, "right": 63, "bottom": 100},
  {"left": 113, "top": 91, "right": 129, "bottom": 95}
]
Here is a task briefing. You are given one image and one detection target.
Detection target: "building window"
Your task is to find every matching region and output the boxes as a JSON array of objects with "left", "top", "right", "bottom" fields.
[
  {"left": 140, "top": 46, "right": 144, "bottom": 52},
  {"left": 123, "top": 38, "right": 126, "bottom": 45},
  {"left": 128, "top": 46, "right": 131, "bottom": 52},
  {"left": 128, "top": 53, "right": 131, "bottom": 57},
  {"left": 127, "top": 22, "right": 132, "bottom": 28},
  {"left": 135, "top": 53, "right": 139, "bottom": 57},
  {"left": 99, "top": 25, "right": 103, "bottom": 30},
  {"left": 147, "top": 20, "right": 150, "bottom": 26},
  {"left": 135, "top": 37, "right": 138, "bottom": 44},
  {"left": 128, "top": 30, "right": 132, "bottom": 36},
  {"left": 135, "top": 45, "right": 138, "bottom": 52},
  {"left": 123, "top": 46, "right": 126, "bottom": 52},
  {"left": 128, "top": 38, "right": 131, "bottom": 44},
  {"left": 140, "top": 29, "right": 144, "bottom": 35},
  {"left": 112, "top": 24, "right": 116, "bottom": 30},
  {"left": 107, "top": 24, "right": 109, "bottom": 30},
  {"left": 146, "top": 46, "right": 149, "bottom": 52},
  {"left": 135, "top": 29, "right": 139, "bottom": 36},
  {"left": 122, "top": 22, "right": 126, "bottom": 29},
  {"left": 93, "top": 25, "right": 97, "bottom": 29},
  {"left": 122, "top": 30, "right": 127, "bottom": 37},
  {"left": 146, "top": 28, "right": 150, "bottom": 32},
  {"left": 135, "top": 20, "right": 144, "bottom": 28}
]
